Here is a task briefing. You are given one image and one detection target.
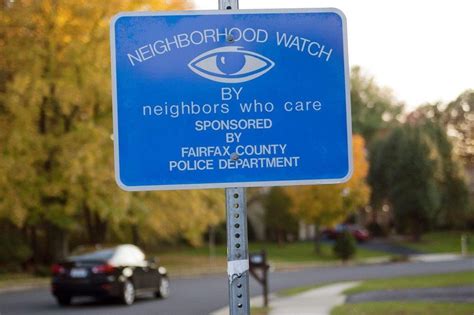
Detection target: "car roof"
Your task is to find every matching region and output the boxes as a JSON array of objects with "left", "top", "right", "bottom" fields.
[{"left": 68, "top": 244, "right": 145, "bottom": 265}]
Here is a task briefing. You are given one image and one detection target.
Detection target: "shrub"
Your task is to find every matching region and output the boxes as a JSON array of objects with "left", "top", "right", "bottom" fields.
[
  {"left": 333, "top": 231, "right": 356, "bottom": 262},
  {"left": 0, "top": 233, "right": 32, "bottom": 271}
]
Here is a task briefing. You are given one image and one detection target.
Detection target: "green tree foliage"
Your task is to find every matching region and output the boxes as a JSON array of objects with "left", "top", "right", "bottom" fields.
[
  {"left": 411, "top": 90, "right": 473, "bottom": 164},
  {"left": 333, "top": 230, "right": 356, "bottom": 262},
  {"left": 350, "top": 66, "right": 404, "bottom": 143},
  {"left": 413, "top": 91, "right": 473, "bottom": 227},
  {"left": 263, "top": 187, "right": 298, "bottom": 244},
  {"left": 370, "top": 90, "right": 471, "bottom": 232},
  {"left": 386, "top": 125, "right": 441, "bottom": 239},
  {"left": 444, "top": 90, "right": 473, "bottom": 164},
  {"left": 367, "top": 137, "right": 392, "bottom": 214},
  {"left": 0, "top": 223, "right": 32, "bottom": 269},
  {"left": 0, "top": 0, "right": 225, "bottom": 265},
  {"left": 369, "top": 121, "right": 469, "bottom": 238},
  {"left": 422, "top": 122, "right": 470, "bottom": 228}
]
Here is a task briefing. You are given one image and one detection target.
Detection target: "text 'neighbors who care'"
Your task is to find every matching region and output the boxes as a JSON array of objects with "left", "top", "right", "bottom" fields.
[{"left": 142, "top": 87, "right": 323, "bottom": 172}]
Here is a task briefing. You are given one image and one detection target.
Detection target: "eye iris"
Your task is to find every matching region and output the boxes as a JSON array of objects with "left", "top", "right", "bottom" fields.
[{"left": 216, "top": 52, "right": 246, "bottom": 75}]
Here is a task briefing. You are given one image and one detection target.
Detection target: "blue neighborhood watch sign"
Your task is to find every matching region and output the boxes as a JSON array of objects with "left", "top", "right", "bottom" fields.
[{"left": 110, "top": 9, "right": 352, "bottom": 191}]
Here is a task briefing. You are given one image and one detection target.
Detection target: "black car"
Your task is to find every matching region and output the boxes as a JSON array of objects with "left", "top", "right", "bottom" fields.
[{"left": 51, "top": 244, "right": 169, "bottom": 306}]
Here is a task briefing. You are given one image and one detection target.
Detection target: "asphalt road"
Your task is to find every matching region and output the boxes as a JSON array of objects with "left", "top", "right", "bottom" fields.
[
  {"left": 0, "top": 258, "right": 472, "bottom": 315},
  {"left": 359, "top": 239, "right": 422, "bottom": 255}
]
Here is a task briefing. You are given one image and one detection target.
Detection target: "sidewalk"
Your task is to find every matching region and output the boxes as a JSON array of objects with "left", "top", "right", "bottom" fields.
[
  {"left": 211, "top": 281, "right": 360, "bottom": 315},
  {"left": 268, "top": 282, "right": 360, "bottom": 315},
  {"left": 410, "top": 253, "right": 465, "bottom": 262}
]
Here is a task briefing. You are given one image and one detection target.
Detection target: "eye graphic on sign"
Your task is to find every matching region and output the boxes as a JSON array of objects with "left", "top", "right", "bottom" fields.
[{"left": 188, "top": 46, "right": 275, "bottom": 83}]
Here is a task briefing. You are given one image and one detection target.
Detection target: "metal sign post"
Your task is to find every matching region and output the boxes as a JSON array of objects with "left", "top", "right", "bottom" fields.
[
  {"left": 225, "top": 187, "right": 250, "bottom": 314},
  {"left": 218, "top": 2, "right": 250, "bottom": 314}
]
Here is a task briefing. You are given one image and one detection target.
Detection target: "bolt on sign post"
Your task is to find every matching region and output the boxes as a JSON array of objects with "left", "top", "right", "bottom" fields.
[{"left": 110, "top": 0, "right": 351, "bottom": 313}]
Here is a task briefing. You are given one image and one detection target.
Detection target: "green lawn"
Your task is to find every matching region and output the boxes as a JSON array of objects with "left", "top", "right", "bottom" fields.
[
  {"left": 396, "top": 231, "right": 474, "bottom": 254},
  {"left": 332, "top": 302, "right": 474, "bottom": 315},
  {"left": 277, "top": 283, "right": 328, "bottom": 297},
  {"left": 335, "top": 270, "right": 474, "bottom": 315},
  {"left": 156, "top": 241, "right": 389, "bottom": 275},
  {"left": 250, "top": 306, "right": 271, "bottom": 315},
  {"left": 247, "top": 241, "right": 387, "bottom": 263},
  {"left": 271, "top": 271, "right": 474, "bottom": 314},
  {"left": 344, "top": 270, "right": 474, "bottom": 295},
  {"left": 160, "top": 241, "right": 387, "bottom": 263},
  {"left": 278, "top": 271, "right": 474, "bottom": 298}
]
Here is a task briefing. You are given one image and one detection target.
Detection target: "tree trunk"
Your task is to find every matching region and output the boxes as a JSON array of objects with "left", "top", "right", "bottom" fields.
[
  {"left": 83, "top": 205, "right": 108, "bottom": 245},
  {"left": 208, "top": 226, "right": 215, "bottom": 263},
  {"left": 314, "top": 224, "right": 321, "bottom": 255},
  {"left": 29, "top": 226, "right": 38, "bottom": 266},
  {"left": 277, "top": 229, "right": 284, "bottom": 247},
  {"left": 410, "top": 218, "right": 422, "bottom": 242},
  {"left": 93, "top": 212, "right": 107, "bottom": 244},
  {"left": 371, "top": 206, "right": 378, "bottom": 223},
  {"left": 44, "top": 223, "right": 69, "bottom": 263},
  {"left": 131, "top": 224, "right": 140, "bottom": 245},
  {"left": 59, "top": 229, "right": 69, "bottom": 259},
  {"left": 83, "top": 204, "right": 94, "bottom": 244},
  {"left": 411, "top": 226, "right": 422, "bottom": 242}
]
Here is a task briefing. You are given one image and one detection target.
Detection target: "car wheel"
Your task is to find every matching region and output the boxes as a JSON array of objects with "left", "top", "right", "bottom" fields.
[
  {"left": 56, "top": 295, "right": 72, "bottom": 306},
  {"left": 155, "top": 276, "right": 170, "bottom": 299},
  {"left": 120, "top": 280, "right": 135, "bottom": 305}
]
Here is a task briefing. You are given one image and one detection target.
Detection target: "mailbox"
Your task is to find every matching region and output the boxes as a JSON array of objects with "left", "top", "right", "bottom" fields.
[{"left": 249, "top": 250, "right": 270, "bottom": 307}]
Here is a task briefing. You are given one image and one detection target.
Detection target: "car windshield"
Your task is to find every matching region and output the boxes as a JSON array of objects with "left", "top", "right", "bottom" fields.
[{"left": 69, "top": 248, "right": 116, "bottom": 262}]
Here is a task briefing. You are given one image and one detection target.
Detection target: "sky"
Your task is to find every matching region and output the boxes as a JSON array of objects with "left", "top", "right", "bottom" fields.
[{"left": 194, "top": 0, "right": 474, "bottom": 111}]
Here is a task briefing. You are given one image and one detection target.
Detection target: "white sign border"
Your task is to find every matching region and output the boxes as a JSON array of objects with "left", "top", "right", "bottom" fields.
[{"left": 110, "top": 8, "right": 353, "bottom": 191}]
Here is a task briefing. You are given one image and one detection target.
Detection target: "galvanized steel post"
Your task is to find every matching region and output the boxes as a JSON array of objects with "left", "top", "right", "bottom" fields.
[
  {"left": 225, "top": 187, "right": 250, "bottom": 315},
  {"left": 219, "top": 0, "right": 250, "bottom": 315},
  {"left": 219, "top": 1, "right": 249, "bottom": 313}
]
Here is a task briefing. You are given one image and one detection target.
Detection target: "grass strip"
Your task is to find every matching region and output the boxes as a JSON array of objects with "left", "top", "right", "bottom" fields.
[
  {"left": 332, "top": 301, "right": 474, "bottom": 315},
  {"left": 344, "top": 270, "right": 474, "bottom": 295}
]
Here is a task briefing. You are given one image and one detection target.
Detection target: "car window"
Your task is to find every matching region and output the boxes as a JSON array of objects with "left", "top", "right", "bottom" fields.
[
  {"left": 69, "top": 248, "right": 115, "bottom": 261},
  {"left": 110, "top": 245, "right": 146, "bottom": 266}
]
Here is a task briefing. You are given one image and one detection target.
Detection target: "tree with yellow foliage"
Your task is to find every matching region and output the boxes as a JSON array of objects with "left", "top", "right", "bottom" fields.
[
  {"left": 0, "top": 0, "right": 226, "bottom": 264},
  {"left": 285, "top": 135, "right": 370, "bottom": 254}
]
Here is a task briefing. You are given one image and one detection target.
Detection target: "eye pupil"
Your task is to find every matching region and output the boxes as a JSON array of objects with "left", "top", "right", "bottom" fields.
[{"left": 216, "top": 52, "right": 246, "bottom": 75}]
